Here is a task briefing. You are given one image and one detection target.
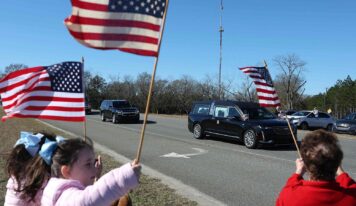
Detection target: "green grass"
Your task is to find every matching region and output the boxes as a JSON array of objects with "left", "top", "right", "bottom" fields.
[{"left": 0, "top": 109, "right": 197, "bottom": 206}]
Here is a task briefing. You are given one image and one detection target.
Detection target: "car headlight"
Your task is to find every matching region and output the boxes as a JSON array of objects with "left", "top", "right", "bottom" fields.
[
  {"left": 135, "top": 109, "right": 139, "bottom": 114},
  {"left": 116, "top": 110, "right": 123, "bottom": 114}
]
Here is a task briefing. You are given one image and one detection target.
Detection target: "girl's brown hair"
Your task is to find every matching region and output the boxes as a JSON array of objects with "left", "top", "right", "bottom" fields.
[
  {"left": 6, "top": 131, "right": 57, "bottom": 202},
  {"left": 51, "top": 137, "right": 93, "bottom": 177}
]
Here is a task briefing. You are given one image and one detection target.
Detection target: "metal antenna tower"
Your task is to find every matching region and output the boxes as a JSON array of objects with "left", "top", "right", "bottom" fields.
[{"left": 218, "top": 0, "right": 224, "bottom": 100}]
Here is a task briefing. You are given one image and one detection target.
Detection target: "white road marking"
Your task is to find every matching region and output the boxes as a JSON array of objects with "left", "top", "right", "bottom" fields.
[{"left": 161, "top": 148, "right": 208, "bottom": 158}]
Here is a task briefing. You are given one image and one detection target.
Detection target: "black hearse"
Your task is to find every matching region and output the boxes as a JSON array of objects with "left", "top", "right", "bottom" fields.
[{"left": 188, "top": 100, "right": 297, "bottom": 149}]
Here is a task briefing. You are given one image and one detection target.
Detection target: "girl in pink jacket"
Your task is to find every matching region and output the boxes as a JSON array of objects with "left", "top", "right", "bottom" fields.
[
  {"left": 5, "top": 131, "right": 57, "bottom": 206},
  {"left": 41, "top": 138, "right": 141, "bottom": 206}
]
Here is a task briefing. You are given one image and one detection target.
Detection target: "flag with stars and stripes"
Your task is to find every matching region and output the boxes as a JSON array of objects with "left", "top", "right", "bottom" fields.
[
  {"left": 239, "top": 66, "right": 281, "bottom": 107},
  {"left": 0, "top": 62, "right": 85, "bottom": 122},
  {"left": 64, "top": 0, "right": 167, "bottom": 57}
]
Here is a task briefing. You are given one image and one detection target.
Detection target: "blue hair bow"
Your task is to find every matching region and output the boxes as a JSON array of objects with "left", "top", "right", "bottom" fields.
[
  {"left": 39, "top": 136, "right": 65, "bottom": 165},
  {"left": 15, "top": 131, "right": 44, "bottom": 157}
]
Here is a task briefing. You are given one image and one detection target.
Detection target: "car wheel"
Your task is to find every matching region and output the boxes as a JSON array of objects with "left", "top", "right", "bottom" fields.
[
  {"left": 112, "top": 114, "right": 117, "bottom": 124},
  {"left": 101, "top": 113, "right": 106, "bottom": 122},
  {"left": 326, "top": 124, "right": 333, "bottom": 131},
  {"left": 193, "top": 123, "right": 204, "bottom": 139},
  {"left": 300, "top": 122, "right": 309, "bottom": 130},
  {"left": 243, "top": 129, "right": 257, "bottom": 149}
]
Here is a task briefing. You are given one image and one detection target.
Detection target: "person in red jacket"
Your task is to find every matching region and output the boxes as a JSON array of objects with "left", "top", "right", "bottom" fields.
[{"left": 276, "top": 129, "right": 356, "bottom": 206}]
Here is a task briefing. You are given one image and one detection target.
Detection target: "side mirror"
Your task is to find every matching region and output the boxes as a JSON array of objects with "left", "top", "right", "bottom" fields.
[{"left": 242, "top": 114, "right": 249, "bottom": 121}]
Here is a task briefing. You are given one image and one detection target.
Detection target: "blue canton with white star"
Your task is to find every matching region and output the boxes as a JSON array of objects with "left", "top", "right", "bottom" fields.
[
  {"left": 257, "top": 67, "right": 273, "bottom": 86},
  {"left": 109, "top": 0, "right": 166, "bottom": 18},
  {"left": 46, "top": 62, "right": 83, "bottom": 93}
]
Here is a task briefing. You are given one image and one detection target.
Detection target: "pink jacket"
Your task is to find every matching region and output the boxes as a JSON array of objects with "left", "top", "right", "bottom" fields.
[
  {"left": 41, "top": 163, "right": 139, "bottom": 206},
  {"left": 5, "top": 177, "right": 44, "bottom": 206}
]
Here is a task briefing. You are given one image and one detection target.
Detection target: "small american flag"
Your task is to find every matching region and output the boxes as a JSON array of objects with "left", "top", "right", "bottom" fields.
[
  {"left": 64, "top": 0, "right": 167, "bottom": 56},
  {"left": 239, "top": 66, "right": 281, "bottom": 107},
  {"left": 0, "top": 62, "right": 85, "bottom": 122}
]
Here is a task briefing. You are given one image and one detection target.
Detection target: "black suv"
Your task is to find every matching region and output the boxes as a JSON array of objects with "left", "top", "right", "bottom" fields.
[
  {"left": 188, "top": 100, "right": 297, "bottom": 149},
  {"left": 100, "top": 100, "right": 140, "bottom": 123}
]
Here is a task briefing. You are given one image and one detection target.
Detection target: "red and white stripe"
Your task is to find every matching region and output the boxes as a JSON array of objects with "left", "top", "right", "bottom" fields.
[
  {"left": 239, "top": 67, "right": 280, "bottom": 107},
  {"left": 0, "top": 67, "right": 85, "bottom": 122},
  {"left": 65, "top": 0, "right": 163, "bottom": 56}
]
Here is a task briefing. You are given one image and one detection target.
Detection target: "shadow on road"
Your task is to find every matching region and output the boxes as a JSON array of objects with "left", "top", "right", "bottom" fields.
[
  {"left": 120, "top": 120, "right": 157, "bottom": 124},
  {"left": 203, "top": 135, "right": 301, "bottom": 151}
]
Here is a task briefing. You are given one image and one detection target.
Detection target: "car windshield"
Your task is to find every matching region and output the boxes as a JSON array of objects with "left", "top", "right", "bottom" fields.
[
  {"left": 241, "top": 107, "right": 275, "bottom": 120},
  {"left": 113, "top": 101, "right": 131, "bottom": 108},
  {"left": 292, "top": 111, "right": 310, "bottom": 116}
]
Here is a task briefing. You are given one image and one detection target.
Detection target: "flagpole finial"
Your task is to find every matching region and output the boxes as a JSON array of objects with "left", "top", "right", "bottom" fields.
[{"left": 264, "top": 60, "right": 268, "bottom": 68}]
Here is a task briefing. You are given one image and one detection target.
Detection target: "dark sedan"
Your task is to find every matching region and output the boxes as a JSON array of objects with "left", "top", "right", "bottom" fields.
[
  {"left": 333, "top": 113, "right": 356, "bottom": 135},
  {"left": 188, "top": 100, "right": 297, "bottom": 149}
]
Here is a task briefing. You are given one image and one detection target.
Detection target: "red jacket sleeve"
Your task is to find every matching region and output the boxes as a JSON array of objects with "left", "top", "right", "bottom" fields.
[
  {"left": 276, "top": 173, "right": 303, "bottom": 206},
  {"left": 336, "top": 173, "right": 356, "bottom": 189}
]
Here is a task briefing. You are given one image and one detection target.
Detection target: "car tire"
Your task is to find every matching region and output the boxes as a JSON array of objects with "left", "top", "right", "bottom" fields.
[
  {"left": 112, "top": 114, "right": 117, "bottom": 124},
  {"left": 101, "top": 113, "right": 106, "bottom": 122},
  {"left": 243, "top": 129, "right": 257, "bottom": 149},
  {"left": 326, "top": 124, "right": 333, "bottom": 131},
  {"left": 193, "top": 123, "right": 205, "bottom": 139},
  {"left": 300, "top": 122, "right": 309, "bottom": 130}
]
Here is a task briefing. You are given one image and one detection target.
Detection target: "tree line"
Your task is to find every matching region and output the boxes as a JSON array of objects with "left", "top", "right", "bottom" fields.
[{"left": 1, "top": 54, "right": 355, "bottom": 118}]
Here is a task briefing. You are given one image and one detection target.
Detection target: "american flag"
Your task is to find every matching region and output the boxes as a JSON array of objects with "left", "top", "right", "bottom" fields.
[
  {"left": 239, "top": 66, "right": 281, "bottom": 107},
  {"left": 0, "top": 62, "right": 85, "bottom": 122},
  {"left": 64, "top": 0, "right": 167, "bottom": 56}
]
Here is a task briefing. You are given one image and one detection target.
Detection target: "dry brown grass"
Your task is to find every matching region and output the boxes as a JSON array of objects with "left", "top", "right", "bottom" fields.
[{"left": 0, "top": 109, "right": 197, "bottom": 206}]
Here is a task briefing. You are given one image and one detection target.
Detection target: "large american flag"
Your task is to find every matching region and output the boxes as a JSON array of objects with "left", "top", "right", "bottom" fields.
[
  {"left": 64, "top": 0, "right": 167, "bottom": 56},
  {"left": 239, "top": 66, "right": 281, "bottom": 107},
  {"left": 0, "top": 62, "right": 85, "bottom": 122}
]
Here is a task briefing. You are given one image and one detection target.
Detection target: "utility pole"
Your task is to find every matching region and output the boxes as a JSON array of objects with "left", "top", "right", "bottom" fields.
[{"left": 218, "top": 0, "right": 224, "bottom": 100}]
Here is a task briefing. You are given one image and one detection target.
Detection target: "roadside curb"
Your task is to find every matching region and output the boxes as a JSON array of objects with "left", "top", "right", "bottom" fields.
[{"left": 37, "top": 119, "right": 227, "bottom": 206}]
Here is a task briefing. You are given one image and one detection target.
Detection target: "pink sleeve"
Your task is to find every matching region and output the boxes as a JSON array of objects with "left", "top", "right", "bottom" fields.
[
  {"left": 336, "top": 173, "right": 356, "bottom": 189},
  {"left": 56, "top": 163, "right": 139, "bottom": 206}
]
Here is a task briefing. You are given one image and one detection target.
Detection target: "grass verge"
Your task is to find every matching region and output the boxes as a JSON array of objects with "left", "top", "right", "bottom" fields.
[{"left": 0, "top": 109, "right": 197, "bottom": 206}]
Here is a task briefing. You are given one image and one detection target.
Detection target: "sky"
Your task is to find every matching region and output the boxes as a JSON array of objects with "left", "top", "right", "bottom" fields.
[{"left": 1, "top": 0, "right": 355, "bottom": 95}]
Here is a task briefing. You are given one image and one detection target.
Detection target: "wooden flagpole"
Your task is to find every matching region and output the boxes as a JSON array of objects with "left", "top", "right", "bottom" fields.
[
  {"left": 264, "top": 60, "right": 301, "bottom": 158},
  {"left": 82, "top": 57, "right": 87, "bottom": 142},
  {"left": 136, "top": 0, "right": 170, "bottom": 162}
]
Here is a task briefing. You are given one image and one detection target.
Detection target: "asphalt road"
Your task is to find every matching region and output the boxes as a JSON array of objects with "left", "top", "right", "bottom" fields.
[{"left": 43, "top": 113, "right": 356, "bottom": 206}]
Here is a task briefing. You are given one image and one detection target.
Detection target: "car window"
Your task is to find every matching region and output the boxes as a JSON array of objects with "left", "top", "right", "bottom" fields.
[
  {"left": 214, "top": 106, "right": 228, "bottom": 118},
  {"left": 240, "top": 107, "right": 274, "bottom": 120},
  {"left": 293, "top": 111, "right": 310, "bottom": 116},
  {"left": 101, "top": 101, "right": 107, "bottom": 108},
  {"left": 228, "top": 107, "right": 241, "bottom": 118},
  {"left": 345, "top": 114, "right": 356, "bottom": 120},
  {"left": 286, "top": 111, "right": 296, "bottom": 115},
  {"left": 113, "top": 101, "right": 130, "bottom": 108},
  {"left": 307, "top": 113, "right": 316, "bottom": 118},
  {"left": 192, "top": 104, "right": 210, "bottom": 115},
  {"left": 318, "top": 113, "right": 330, "bottom": 118}
]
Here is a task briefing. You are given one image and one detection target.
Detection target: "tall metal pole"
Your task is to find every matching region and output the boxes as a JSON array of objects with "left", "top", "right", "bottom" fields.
[{"left": 218, "top": 0, "right": 224, "bottom": 100}]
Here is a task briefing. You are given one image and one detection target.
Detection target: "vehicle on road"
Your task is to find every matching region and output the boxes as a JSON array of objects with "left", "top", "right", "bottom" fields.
[
  {"left": 85, "top": 102, "right": 91, "bottom": 114},
  {"left": 100, "top": 100, "right": 140, "bottom": 123},
  {"left": 285, "top": 110, "right": 298, "bottom": 118},
  {"left": 289, "top": 110, "right": 334, "bottom": 131},
  {"left": 187, "top": 100, "right": 297, "bottom": 149},
  {"left": 333, "top": 113, "right": 356, "bottom": 135}
]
